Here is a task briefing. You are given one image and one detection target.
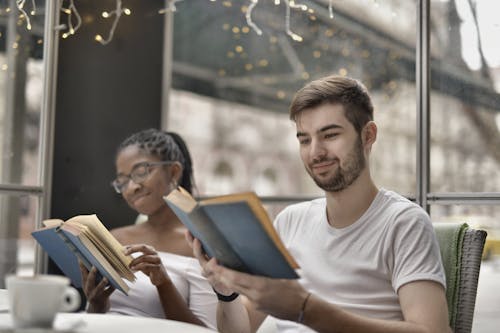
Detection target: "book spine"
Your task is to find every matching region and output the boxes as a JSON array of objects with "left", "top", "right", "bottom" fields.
[
  {"left": 56, "top": 228, "right": 90, "bottom": 268},
  {"left": 56, "top": 228, "right": 103, "bottom": 281}
]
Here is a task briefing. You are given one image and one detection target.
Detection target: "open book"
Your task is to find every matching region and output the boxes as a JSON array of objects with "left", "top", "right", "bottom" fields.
[
  {"left": 31, "top": 214, "right": 135, "bottom": 294},
  {"left": 164, "top": 188, "right": 299, "bottom": 279}
]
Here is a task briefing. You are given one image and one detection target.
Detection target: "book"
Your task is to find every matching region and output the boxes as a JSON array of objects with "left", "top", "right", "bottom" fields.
[
  {"left": 31, "top": 214, "right": 135, "bottom": 294},
  {"left": 164, "top": 187, "right": 299, "bottom": 279}
]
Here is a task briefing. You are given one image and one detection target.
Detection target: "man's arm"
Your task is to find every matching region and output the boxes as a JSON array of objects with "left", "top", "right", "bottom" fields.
[
  {"left": 301, "top": 280, "right": 451, "bottom": 333},
  {"left": 216, "top": 296, "right": 267, "bottom": 333},
  {"left": 203, "top": 258, "right": 451, "bottom": 333},
  {"left": 189, "top": 232, "right": 451, "bottom": 333}
]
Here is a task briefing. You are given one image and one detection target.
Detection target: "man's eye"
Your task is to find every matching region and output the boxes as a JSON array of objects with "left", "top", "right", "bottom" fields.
[{"left": 324, "top": 133, "right": 338, "bottom": 139}]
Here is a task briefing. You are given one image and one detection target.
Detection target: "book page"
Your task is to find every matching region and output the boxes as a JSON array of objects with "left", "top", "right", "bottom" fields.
[
  {"left": 81, "top": 236, "right": 129, "bottom": 293},
  {"left": 164, "top": 187, "right": 198, "bottom": 212},
  {"left": 79, "top": 228, "right": 135, "bottom": 282},
  {"left": 65, "top": 215, "right": 135, "bottom": 281},
  {"left": 62, "top": 228, "right": 130, "bottom": 294},
  {"left": 42, "top": 219, "right": 64, "bottom": 228},
  {"left": 58, "top": 222, "right": 127, "bottom": 275}
]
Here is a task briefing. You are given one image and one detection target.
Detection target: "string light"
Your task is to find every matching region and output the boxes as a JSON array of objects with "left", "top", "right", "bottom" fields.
[
  {"left": 244, "top": 0, "right": 315, "bottom": 42},
  {"left": 60, "top": 0, "right": 82, "bottom": 39},
  {"left": 49, "top": 0, "right": 334, "bottom": 45},
  {"left": 285, "top": 0, "right": 305, "bottom": 42},
  {"left": 246, "top": 0, "right": 262, "bottom": 36},
  {"left": 16, "top": 0, "right": 36, "bottom": 30},
  {"left": 95, "top": 0, "right": 131, "bottom": 45}
]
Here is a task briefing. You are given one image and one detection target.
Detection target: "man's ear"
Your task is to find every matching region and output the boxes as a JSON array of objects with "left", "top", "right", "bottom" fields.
[{"left": 362, "top": 121, "right": 377, "bottom": 149}]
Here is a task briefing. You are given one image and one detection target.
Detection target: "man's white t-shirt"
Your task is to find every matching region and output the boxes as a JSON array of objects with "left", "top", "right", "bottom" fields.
[{"left": 272, "top": 189, "right": 446, "bottom": 332}]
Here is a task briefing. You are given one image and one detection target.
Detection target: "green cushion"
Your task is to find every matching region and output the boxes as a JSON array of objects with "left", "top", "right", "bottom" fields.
[{"left": 433, "top": 222, "right": 468, "bottom": 328}]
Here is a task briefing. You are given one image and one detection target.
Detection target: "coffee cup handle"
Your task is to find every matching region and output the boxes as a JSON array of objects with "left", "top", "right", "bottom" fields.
[{"left": 61, "top": 287, "right": 81, "bottom": 312}]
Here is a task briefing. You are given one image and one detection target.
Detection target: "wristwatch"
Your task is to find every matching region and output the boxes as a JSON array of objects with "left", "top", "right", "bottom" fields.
[{"left": 213, "top": 289, "right": 239, "bottom": 302}]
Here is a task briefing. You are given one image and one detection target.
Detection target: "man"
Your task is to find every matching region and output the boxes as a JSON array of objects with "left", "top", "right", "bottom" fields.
[{"left": 189, "top": 75, "right": 451, "bottom": 333}]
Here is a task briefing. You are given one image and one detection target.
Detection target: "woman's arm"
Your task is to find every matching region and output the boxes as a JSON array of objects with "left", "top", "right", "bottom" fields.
[{"left": 125, "top": 244, "right": 206, "bottom": 326}]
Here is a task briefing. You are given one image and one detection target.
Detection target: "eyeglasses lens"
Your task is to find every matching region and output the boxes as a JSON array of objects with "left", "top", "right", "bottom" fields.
[{"left": 112, "top": 163, "right": 152, "bottom": 194}]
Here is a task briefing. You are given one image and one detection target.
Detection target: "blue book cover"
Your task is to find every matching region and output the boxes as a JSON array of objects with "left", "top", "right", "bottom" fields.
[
  {"left": 57, "top": 229, "right": 129, "bottom": 294},
  {"left": 165, "top": 188, "right": 299, "bottom": 279},
  {"left": 31, "top": 228, "right": 82, "bottom": 288},
  {"left": 32, "top": 226, "right": 129, "bottom": 294},
  {"left": 202, "top": 202, "right": 299, "bottom": 278},
  {"left": 167, "top": 202, "right": 246, "bottom": 271}
]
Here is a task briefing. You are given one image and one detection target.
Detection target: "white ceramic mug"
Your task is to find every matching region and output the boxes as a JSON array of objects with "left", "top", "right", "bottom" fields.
[{"left": 5, "top": 274, "right": 80, "bottom": 329}]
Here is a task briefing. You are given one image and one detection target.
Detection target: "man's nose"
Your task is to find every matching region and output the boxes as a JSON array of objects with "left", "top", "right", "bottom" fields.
[{"left": 310, "top": 139, "right": 327, "bottom": 161}]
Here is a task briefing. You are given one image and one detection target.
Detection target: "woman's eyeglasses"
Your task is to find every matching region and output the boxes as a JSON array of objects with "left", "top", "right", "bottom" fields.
[{"left": 111, "top": 161, "right": 174, "bottom": 194}]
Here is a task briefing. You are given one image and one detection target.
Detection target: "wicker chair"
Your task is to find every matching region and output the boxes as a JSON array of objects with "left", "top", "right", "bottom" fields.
[{"left": 434, "top": 223, "right": 487, "bottom": 333}]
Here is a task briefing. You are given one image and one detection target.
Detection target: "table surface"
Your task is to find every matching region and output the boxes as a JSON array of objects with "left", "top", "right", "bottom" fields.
[{"left": 0, "top": 312, "right": 216, "bottom": 333}]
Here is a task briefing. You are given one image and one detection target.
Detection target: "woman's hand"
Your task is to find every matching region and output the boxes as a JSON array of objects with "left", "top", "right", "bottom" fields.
[
  {"left": 80, "top": 262, "right": 115, "bottom": 313},
  {"left": 124, "top": 244, "right": 171, "bottom": 287}
]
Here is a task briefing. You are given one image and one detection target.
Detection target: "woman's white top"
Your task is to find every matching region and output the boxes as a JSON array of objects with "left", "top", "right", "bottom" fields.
[{"left": 109, "top": 251, "right": 217, "bottom": 329}]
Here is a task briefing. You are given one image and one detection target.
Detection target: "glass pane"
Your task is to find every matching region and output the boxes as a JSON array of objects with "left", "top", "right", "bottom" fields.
[
  {"left": 430, "top": 0, "right": 500, "bottom": 192},
  {"left": 431, "top": 203, "right": 500, "bottom": 232},
  {"left": 0, "top": 0, "right": 44, "bottom": 186},
  {"left": 430, "top": 204, "right": 500, "bottom": 332},
  {"left": 0, "top": 194, "right": 39, "bottom": 287},
  {"left": 169, "top": 0, "right": 417, "bottom": 197}
]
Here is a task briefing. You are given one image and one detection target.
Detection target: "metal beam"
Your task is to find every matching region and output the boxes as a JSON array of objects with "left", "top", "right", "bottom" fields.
[{"left": 416, "top": 0, "right": 430, "bottom": 211}]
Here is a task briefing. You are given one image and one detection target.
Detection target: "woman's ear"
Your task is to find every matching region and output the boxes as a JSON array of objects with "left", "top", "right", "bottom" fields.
[{"left": 169, "top": 161, "right": 184, "bottom": 187}]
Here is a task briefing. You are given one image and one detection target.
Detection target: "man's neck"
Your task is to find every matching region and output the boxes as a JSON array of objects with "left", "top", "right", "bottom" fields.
[{"left": 324, "top": 172, "right": 379, "bottom": 229}]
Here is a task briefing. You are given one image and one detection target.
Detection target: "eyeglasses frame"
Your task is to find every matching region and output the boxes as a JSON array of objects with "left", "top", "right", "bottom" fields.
[{"left": 111, "top": 161, "right": 175, "bottom": 194}]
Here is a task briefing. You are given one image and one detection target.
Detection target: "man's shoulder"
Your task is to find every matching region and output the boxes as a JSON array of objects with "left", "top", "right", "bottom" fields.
[
  {"left": 274, "top": 198, "right": 326, "bottom": 238},
  {"left": 374, "top": 189, "right": 431, "bottom": 228},
  {"left": 378, "top": 189, "right": 426, "bottom": 214},
  {"left": 274, "top": 197, "right": 325, "bottom": 226},
  {"left": 281, "top": 197, "right": 326, "bottom": 214}
]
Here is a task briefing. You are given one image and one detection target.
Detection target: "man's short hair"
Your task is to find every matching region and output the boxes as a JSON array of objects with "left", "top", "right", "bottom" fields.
[{"left": 289, "top": 75, "right": 374, "bottom": 134}]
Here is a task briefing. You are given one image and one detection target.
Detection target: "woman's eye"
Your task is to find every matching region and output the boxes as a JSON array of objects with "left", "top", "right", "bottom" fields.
[
  {"left": 132, "top": 166, "right": 148, "bottom": 177},
  {"left": 324, "top": 133, "right": 338, "bottom": 139},
  {"left": 115, "top": 176, "right": 128, "bottom": 184},
  {"left": 299, "top": 138, "right": 310, "bottom": 145}
]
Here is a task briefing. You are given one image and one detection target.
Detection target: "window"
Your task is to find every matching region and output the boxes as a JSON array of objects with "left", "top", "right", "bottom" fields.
[
  {"left": 0, "top": 0, "right": 56, "bottom": 286},
  {"left": 168, "top": 0, "right": 418, "bottom": 197}
]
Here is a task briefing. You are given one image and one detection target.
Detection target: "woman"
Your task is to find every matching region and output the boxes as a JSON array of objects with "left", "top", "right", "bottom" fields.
[{"left": 80, "top": 129, "right": 216, "bottom": 328}]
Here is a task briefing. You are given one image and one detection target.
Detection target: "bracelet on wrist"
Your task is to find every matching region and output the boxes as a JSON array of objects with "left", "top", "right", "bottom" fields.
[
  {"left": 213, "top": 288, "right": 239, "bottom": 302},
  {"left": 297, "top": 292, "right": 312, "bottom": 323}
]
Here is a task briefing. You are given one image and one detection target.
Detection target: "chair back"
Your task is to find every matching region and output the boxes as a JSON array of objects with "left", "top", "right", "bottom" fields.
[{"left": 433, "top": 223, "right": 487, "bottom": 333}]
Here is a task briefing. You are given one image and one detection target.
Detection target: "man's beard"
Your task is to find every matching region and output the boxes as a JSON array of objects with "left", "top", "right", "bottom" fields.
[{"left": 308, "top": 137, "right": 366, "bottom": 192}]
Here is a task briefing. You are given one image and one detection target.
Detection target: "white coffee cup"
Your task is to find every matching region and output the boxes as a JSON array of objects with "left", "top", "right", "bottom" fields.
[{"left": 5, "top": 274, "right": 80, "bottom": 329}]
